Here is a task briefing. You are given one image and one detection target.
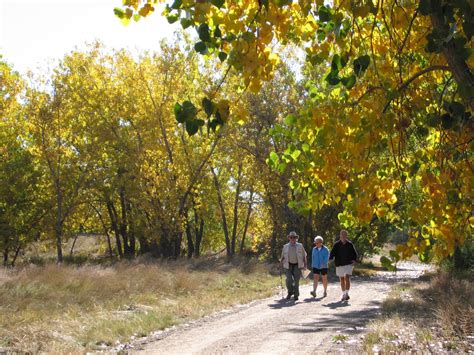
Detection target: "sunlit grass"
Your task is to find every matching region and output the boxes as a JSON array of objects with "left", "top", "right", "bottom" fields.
[
  {"left": 0, "top": 259, "right": 278, "bottom": 352},
  {"left": 362, "top": 272, "right": 473, "bottom": 353}
]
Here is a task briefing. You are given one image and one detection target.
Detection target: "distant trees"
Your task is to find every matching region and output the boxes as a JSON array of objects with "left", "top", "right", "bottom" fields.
[{"left": 1, "top": 40, "right": 323, "bottom": 263}]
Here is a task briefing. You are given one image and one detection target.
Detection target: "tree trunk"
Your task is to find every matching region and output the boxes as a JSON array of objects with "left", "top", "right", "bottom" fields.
[
  {"left": 211, "top": 167, "right": 231, "bottom": 257},
  {"left": 92, "top": 203, "right": 114, "bottom": 257},
  {"left": 186, "top": 217, "right": 195, "bottom": 259},
  {"left": 265, "top": 184, "right": 280, "bottom": 261},
  {"left": 11, "top": 243, "right": 21, "bottom": 267},
  {"left": 230, "top": 164, "right": 243, "bottom": 255},
  {"left": 69, "top": 233, "right": 79, "bottom": 257},
  {"left": 195, "top": 218, "right": 204, "bottom": 257},
  {"left": 3, "top": 245, "right": 8, "bottom": 267},
  {"left": 107, "top": 200, "right": 123, "bottom": 258},
  {"left": 240, "top": 188, "right": 254, "bottom": 253},
  {"left": 119, "top": 187, "right": 131, "bottom": 257},
  {"left": 139, "top": 237, "right": 150, "bottom": 255},
  {"left": 55, "top": 180, "right": 64, "bottom": 263},
  {"left": 431, "top": 13, "right": 474, "bottom": 110}
]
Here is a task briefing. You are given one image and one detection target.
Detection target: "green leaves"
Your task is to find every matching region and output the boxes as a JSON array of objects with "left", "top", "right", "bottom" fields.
[
  {"left": 284, "top": 114, "right": 297, "bottom": 126},
  {"left": 210, "top": 0, "right": 225, "bottom": 8},
  {"left": 185, "top": 118, "right": 205, "bottom": 135},
  {"left": 174, "top": 100, "right": 205, "bottom": 135},
  {"left": 180, "top": 18, "right": 193, "bottom": 29},
  {"left": 325, "top": 71, "right": 340, "bottom": 85},
  {"left": 167, "top": 14, "right": 179, "bottom": 24},
  {"left": 174, "top": 98, "right": 230, "bottom": 135},
  {"left": 218, "top": 51, "right": 228, "bottom": 62},
  {"left": 174, "top": 101, "right": 197, "bottom": 124},
  {"left": 197, "top": 24, "right": 212, "bottom": 42},
  {"left": 325, "top": 54, "right": 357, "bottom": 89},
  {"left": 380, "top": 255, "right": 397, "bottom": 271},
  {"left": 202, "top": 97, "right": 214, "bottom": 117},
  {"left": 318, "top": 6, "right": 332, "bottom": 22},
  {"left": 170, "top": 0, "right": 183, "bottom": 9},
  {"left": 341, "top": 74, "right": 356, "bottom": 89},
  {"left": 331, "top": 54, "right": 347, "bottom": 72},
  {"left": 353, "top": 55, "right": 370, "bottom": 76},
  {"left": 194, "top": 42, "right": 207, "bottom": 55}
]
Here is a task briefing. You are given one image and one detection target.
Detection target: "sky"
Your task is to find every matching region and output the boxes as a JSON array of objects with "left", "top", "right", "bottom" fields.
[{"left": 0, "top": 0, "right": 176, "bottom": 74}]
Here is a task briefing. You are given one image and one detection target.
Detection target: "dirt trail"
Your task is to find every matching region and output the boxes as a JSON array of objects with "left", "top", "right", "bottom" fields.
[{"left": 135, "top": 262, "right": 431, "bottom": 354}]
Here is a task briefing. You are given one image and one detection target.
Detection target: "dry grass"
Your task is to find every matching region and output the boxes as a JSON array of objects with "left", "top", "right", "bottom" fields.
[
  {"left": 362, "top": 271, "right": 474, "bottom": 353},
  {"left": 0, "top": 258, "right": 278, "bottom": 352}
]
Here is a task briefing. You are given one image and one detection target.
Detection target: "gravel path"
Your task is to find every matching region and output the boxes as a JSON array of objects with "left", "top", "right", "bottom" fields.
[{"left": 133, "top": 262, "right": 432, "bottom": 354}]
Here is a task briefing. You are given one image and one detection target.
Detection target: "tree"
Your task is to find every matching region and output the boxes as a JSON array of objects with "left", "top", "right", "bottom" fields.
[
  {"left": 118, "top": 0, "right": 473, "bottom": 261},
  {"left": 0, "top": 59, "right": 46, "bottom": 266}
]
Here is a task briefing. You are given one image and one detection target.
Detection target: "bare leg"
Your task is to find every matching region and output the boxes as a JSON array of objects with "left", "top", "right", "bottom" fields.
[
  {"left": 345, "top": 275, "right": 351, "bottom": 291},
  {"left": 339, "top": 277, "right": 345, "bottom": 292},
  {"left": 313, "top": 274, "right": 320, "bottom": 291},
  {"left": 322, "top": 274, "right": 328, "bottom": 293}
]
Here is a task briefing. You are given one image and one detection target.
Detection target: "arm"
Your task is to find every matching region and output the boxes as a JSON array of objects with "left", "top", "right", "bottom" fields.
[
  {"left": 351, "top": 243, "right": 358, "bottom": 263},
  {"left": 324, "top": 246, "right": 330, "bottom": 265},
  {"left": 329, "top": 243, "right": 336, "bottom": 261},
  {"left": 304, "top": 248, "right": 308, "bottom": 268}
]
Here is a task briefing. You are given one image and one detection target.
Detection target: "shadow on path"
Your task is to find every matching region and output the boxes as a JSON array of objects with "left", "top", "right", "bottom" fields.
[
  {"left": 268, "top": 299, "right": 297, "bottom": 309},
  {"left": 284, "top": 300, "right": 382, "bottom": 335}
]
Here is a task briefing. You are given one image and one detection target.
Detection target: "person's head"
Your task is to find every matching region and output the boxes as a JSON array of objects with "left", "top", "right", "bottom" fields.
[
  {"left": 288, "top": 231, "right": 299, "bottom": 245},
  {"left": 339, "top": 230, "right": 348, "bottom": 243},
  {"left": 314, "top": 236, "right": 324, "bottom": 247}
]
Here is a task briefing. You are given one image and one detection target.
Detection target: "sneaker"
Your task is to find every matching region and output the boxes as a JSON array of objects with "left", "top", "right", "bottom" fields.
[
  {"left": 341, "top": 294, "right": 347, "bottom": 301},
  {"left": 286, "top": 292, "right": 293, "bottom": 300},
  {"left": 346, "top": 294, "right": 350, "bottom": 300},
  {"left": 294, "top": 296, "right": 299, "bottom": 301},
  {"left": 323, "top": 291, "right": 327, "bottom": 297},
  {"left": 310, "top": 290, "right": 316, "bottom": 297}
]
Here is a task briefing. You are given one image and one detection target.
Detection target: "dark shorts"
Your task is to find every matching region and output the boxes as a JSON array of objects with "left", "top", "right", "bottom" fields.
[{"left": 312, "top": 268, "right": 328, "bottom": 275}]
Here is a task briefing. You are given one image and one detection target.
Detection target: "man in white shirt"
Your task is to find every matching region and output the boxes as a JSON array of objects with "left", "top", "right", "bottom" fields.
[{"left": 280, "top": 231, "right": 307, "bottom": 301}]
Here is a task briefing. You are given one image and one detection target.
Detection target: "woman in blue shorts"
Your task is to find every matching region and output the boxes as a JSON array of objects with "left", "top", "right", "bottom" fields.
[{"left": 310, "top": 236, "right": 329, "bottom": 298}]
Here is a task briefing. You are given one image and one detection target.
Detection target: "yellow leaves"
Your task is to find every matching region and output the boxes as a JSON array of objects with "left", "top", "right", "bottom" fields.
[
  {"left": 376, "top": 206, "right": 388, "bottom": 217},
  {"left": 468, "top": 52, "right": 474, "bottom": 69},
  {"left": 216, "top": 99, "right": 230, "bottom": 121},
  {"left": 392, "top": 7, "right": 409, "bottom": 28},
  {"left": 352, "top": 5, "right": 371, "bottom": 18}
]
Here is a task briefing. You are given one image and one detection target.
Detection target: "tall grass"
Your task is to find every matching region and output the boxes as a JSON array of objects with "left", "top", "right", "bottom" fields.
[
  {"left": 363, "top": 271, "right": 473, "bottom": 353},
  {"left": 0, "top": 258, "right": 278, "bottom": 352}
]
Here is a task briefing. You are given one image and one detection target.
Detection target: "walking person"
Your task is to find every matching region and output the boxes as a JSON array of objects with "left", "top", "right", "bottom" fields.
[
  {"left": 329, "top": 230, "right": 358, "bottom": 301},
  {"left": 280, "top": 231, "right": 307, "bottom": 301},
  {"left": 310, "top": 236, "right": 329, "bottom": 298}
]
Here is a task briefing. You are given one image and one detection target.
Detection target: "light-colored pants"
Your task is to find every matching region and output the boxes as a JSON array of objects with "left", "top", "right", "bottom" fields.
[{"left": 285, "top": 263, "right": 301, "bottom": 297}]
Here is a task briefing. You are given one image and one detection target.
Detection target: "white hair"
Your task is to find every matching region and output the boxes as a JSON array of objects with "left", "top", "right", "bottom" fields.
[{"left": 314, "top": 236, "right": 323, "bottom": 243}]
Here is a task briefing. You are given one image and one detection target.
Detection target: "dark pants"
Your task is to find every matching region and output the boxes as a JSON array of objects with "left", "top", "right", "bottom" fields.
[{"left": 285, "top": 263, "right": 301, "bottom": 297}]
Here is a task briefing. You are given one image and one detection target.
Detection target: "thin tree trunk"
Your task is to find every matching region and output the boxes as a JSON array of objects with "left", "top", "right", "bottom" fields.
[
  {"left": 231, "top": 164, "right": 243, "bottom": 255},
  {"left": 11, "top": 243, "right": 21, "bottom": 267},
  {"left": 211, "top": 166, "right": 231, "bottom": 257},
  {"left": 55, "top": 182, "right": 63, "bottom": 263},
  {"left": 240, "top": 188, "right": 254, "bottom": 253},
  {"left": 107, "top": 200, "right": 123, "bottom": 258},
  {"left": 431, "top": 13, "right": 474, "bottom": 110},
  {"left": 69, "top": 233, "right": 79, "bottom": 257},
  {"left": 3, "top": 245, "right": 8, "bottom": 267},
  {"left": 195, "top": 218, "right": 204, "bottom": 257},
  {"left": 186, "top": 216, "right": 194, "bottom": 259},
  {"left": 92, "top": 203, "right": 114, "bottom": 257}
]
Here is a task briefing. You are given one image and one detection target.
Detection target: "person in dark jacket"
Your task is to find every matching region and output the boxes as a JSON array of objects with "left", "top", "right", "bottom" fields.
[{"left": 329, "top": 230, "right": 358, "bottom": 301}]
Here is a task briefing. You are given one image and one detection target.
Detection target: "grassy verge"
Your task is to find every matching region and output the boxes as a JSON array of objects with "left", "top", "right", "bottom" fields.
[
  {"left": 0, "top": 258, "right": 279, "bottom": 352},
  {"left": 362, "top": 271, "right": 473, "bottom": 353}
]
